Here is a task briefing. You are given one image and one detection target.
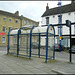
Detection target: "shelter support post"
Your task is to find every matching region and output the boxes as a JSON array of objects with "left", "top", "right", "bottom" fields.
[
  {"left": 38, "top": 33, "right": 40, "bottom": 58},
  {"left": 27, "top": 34, "right": 28, "bottom": 54},
  {"left": 29, "top": 33, "right": 32, "bottom": 59},
  {"left": 7, "top": 29, "right": 11, "bottom": 55},
  {"left": 70, "top": 25, "right": 72, "bottom": 62},
  {"left": 17, "top": 29, "right": 21, "bottom": 57},
  {"left": 29, "top": 26, "right": 34, "bottom": 59},
  {"left": 7, "top": 32, "right": 9, "bottom": 55},
  {"left": 45, "top": 33, "right": 48, "bottom": 63},
  {"left": 53, "top": 27, "right": 55, "bottom": 60},
  {"left": 45, "top": 24, "right": 55, "bottom": 63}
]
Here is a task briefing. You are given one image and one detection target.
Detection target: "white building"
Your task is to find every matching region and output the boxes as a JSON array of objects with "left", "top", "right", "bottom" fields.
[{"left": 41, "top": 1, "right": 75, "bottom": 48}]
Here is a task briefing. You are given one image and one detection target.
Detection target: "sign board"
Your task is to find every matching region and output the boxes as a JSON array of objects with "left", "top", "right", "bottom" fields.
[
  {"left": 0, "top": 32, "right": 5, "bottom": 35},
  {"left": 59, "top": 36, "right": 62, "bottom": 40}
]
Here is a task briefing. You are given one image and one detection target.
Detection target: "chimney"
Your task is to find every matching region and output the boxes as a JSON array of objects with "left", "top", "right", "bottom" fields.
[
  {"left": 15, "top": 11, "right": 19, "bottom": 16},
  {"left": 46, "top": 3, "right": 49, "bottom": 11}
]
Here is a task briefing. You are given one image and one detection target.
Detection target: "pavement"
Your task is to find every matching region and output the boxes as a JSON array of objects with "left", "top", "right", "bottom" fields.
[{"left": 0, "top": 47, "right": 75, "bottom": 74}]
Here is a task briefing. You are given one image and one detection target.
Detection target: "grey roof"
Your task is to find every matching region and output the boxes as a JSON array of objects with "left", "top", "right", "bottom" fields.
[
  {"left": 0, "top": 10, "right": 20, "bottom": 19},
  {"left": 0, "top": 10, "right": 39, "bottom": 24},
  {"left": 20, "top": 15, "right": 38, "bottom": 23},
  {"left": 42, "top": 3, "right": 75, "bottom": 17}
]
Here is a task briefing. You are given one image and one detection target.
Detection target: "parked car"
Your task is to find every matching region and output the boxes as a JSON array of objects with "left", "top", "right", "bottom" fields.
[
  {"left": 68, "top": 45, "right": 75, "bottom": 53},
  {"left": 32, "top": 42, "right": 39, "bottom": 49},
  {"left": 54, "top": 44, "right": 64, "bottom": 51}
]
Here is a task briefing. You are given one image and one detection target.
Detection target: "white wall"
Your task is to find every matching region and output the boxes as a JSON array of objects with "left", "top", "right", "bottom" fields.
[
  {"left": 41, "top": 12, "right": 75, "bottom": 47},
  {"left": 42, "top": 12, "right": 75, "bottom": 35}
]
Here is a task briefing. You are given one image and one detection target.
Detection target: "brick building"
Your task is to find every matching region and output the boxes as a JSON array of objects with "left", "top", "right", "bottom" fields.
[{"left": 0, "top": 10, "right": 39, "bottom": 46}]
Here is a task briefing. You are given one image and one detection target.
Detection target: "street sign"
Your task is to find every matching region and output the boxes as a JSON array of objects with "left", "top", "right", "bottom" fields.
[
  {"left": 66, "top": 20, "right": 71, "bottom": 27},
  {"left": 59, "top": 36, "right": 62, "bottom": 39},
  {"left": 66, "top": 20, "right": 72, "bottom": 62},
  {"left": 59, "top": 36, "right": 62, "bottom": 40}
]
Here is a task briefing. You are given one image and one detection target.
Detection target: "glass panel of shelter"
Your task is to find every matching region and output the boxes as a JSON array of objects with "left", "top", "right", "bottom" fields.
[
  {"left": 9, "top": 35, "right": 17, "bottom": 54},
  {"left": 48, "top": 26, "right": 54, "bottom": 59},
  {"left": 19, "top": 29, "right": 30, "bottom": 56},
  {"left": 31, "top": 27, "right": 40, "bottom": 56}
]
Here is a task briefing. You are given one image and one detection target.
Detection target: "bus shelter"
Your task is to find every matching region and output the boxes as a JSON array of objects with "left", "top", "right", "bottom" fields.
[{"left": 7, "top": 24, "right": 55, "bottom": 63}]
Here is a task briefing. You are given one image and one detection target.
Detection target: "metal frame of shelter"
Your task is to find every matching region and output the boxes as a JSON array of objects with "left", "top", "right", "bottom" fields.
[{"left": 7, "top": 24, "right": 55, "bottom": 63}]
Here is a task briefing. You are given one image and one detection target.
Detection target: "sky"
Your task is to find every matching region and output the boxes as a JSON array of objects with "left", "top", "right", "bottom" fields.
[{"left": 0, "top": 1, "right": 71, "bottom": 22}]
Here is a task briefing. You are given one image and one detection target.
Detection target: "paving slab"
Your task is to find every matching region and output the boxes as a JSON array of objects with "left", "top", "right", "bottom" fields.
[{"left": 0, "top": 49, "right": 75, "bottom": 74}]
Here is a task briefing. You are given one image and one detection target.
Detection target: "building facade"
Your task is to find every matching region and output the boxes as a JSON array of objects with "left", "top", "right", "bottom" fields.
[
  {"left": 0, "top": 10, "right": 39, "bottom": 46},
  {"left": 41, "top": 1, "right": 75, "bottom": 48}
]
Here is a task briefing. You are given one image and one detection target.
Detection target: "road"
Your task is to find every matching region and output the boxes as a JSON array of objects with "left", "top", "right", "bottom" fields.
[{"left": 55, "top": 51, "right": 75, "bottom": 63}]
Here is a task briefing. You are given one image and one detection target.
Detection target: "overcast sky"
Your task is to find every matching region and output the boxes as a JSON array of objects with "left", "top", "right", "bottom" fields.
[{"left": 0, "top": 1, "right": 71, "bottom": 22}]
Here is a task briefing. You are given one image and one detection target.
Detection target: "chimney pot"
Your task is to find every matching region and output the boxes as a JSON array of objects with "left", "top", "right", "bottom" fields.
[
  {"left": 15, "top": 11, "right": 19, "bottom": 16},
  {"left": 46, "top": 3, "right": 49, "bottom": 11}
]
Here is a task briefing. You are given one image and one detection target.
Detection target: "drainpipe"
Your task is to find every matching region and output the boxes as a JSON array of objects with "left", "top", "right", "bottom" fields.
[{"left": 20, "top": 15, "right": 23, "bottom": 28}]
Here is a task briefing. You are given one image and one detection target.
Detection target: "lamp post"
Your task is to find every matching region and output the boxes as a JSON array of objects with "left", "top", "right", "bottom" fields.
[{"left": 57, "top": 1, "right": 62, "bottom": 52}]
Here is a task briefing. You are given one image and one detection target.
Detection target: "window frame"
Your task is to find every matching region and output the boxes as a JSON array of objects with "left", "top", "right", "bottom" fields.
[
  {"left": 9, "top": 27, "right": 11, "bottom": 31},
  {"left": 3, "top": 25, "right": 6, "bottom": 32},
  {"left": 24, "top": 20, "right": 27, "bottom": 24},
  {"left": 46, "top": 17, "right": 49, "bottom": 25},
  {"left": 2, "top": 37, "right": 6, "bottom": 43},
  {"left": 58, "top": 15, "right": 62, "bottom": 35},
  {"left": 74, "top": 25, "right": 75, "bottom": 34},
  {"left": 15, "top": 20, "right": 18, "bottom": 23},
  {"left": 28, "top": 21, "right": 30, "bottom": 25},
  {"left": 3, "top": 17, "right": 6, "bottom": 21},
  {"left": 9, "top": 18, "right": 12, "bottom": 22}
]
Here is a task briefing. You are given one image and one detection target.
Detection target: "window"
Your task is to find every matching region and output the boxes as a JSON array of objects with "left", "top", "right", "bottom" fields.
[
  {"left": 58, "top": 15, "right": 62, "bottom": 35},
  {"left": 24, "top": 20, "right": 27, "bottom": 24},
  {"left": 58, "top": 15, "right": 62, "bottom": 24},
  {"left": 58, "top": 26, "right": 62, "bottom": 35},
  {"left": 46, "top": 17, "right": 49, "bottom": 25},
  {"left": 3, "top": 17, "right": 6, "bottom": 21},
  {"left": 9, "top": 27, "right": 11, "bottom": 31},
  {"left": 28, "top": 21, "right": 30, "bottom": 25},
  {"left": 74, "top": 25, "right": 75, "bottom": 34},
  {"left": 15, "top": 20, "right": 18, "bottom": 23},
  {"left": 3, "top": 26, "right": 6, "bottom": 32},
  {"left": 2, "top": 37, "right": 6, "bottom": 43},
  {"left": 9, "top": 19, "right": 12, "bottom": 22}
]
